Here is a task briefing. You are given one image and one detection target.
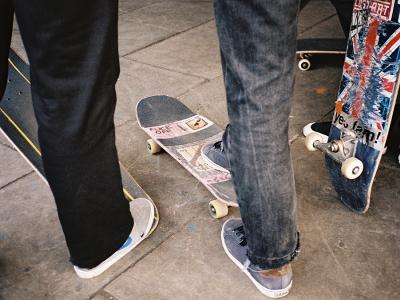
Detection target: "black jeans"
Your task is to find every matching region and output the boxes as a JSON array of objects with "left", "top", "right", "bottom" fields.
[{"left": 0, "top": 0, "right": 133, "bottom": 269}]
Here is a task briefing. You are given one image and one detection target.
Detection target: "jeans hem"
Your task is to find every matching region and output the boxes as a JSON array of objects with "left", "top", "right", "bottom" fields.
[{"left": 248, "top": 232, "right": 300, "bottom": 270}]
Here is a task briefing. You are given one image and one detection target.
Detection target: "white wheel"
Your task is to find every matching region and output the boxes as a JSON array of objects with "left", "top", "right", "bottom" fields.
[
  {"left": 146, "top": 139, "right": 161, "bottom": 154},
  {"left": 341, "top": 157, "right": 364, "bottom": 179},
  {"left": 208, "top": 200, "right": 228, "bottom": 219},
  {"left": 305, "top": 132, "right": 322, "bottom": 152},
  {"left": 298, "top": 58, "right": 311, "bottom": 71}
]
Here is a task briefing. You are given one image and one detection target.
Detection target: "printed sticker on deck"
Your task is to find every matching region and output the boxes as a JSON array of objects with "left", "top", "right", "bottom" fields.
[
  {"left": 354, "top": 0, "right": 395, "bottom": 21},
  {"left": 144, "top": 115, "right": 213, "bottom": 139}
]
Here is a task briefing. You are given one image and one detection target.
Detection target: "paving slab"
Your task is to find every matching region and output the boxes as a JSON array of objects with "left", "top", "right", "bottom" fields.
[
  {"left": 118, "top": 0, "right": 160, "bottom": 15},
  {"left": 127, "top": 21, "right": 221, "bottom": 79},
  {"left": 299, "top": 15, "right": 345, "bottom": 39},
  {"left": 178, "top": 75, "right": 228, "bottom": 127},
  {"left": 0, "top": 174, "right": 126, "bottom": 300},
  {"left": 298, "top": 0, "right": 338, "bottom": 35},
  {"left": 294, "top": 140, "right": 400, "bottom": 300},
  {"left": 0, "top": 141, "right": 32, "bottom": 189},
  {"left": 118, "top": 1, "right": 214, "bottom": 56},
  {"left": 0, "top": 133, "right": 8, "bottom": 145},
  {"left": 115, "top": 58, "right": 205, "bottom": 126},
  {"left": 0, "top": 160, "right": 208, "bottom": 300},
  {"left": 105, "top": 139, "right": 399, "bottom": 300},
  {"left": 118, "top": 14, "right": 176, "bottom": 56},
  {"left": 91, "top": 290, "right": 118, "bottom": 300},
  {"left": 125, "top": 1, "right": 214, "bottom": 33},
  {"left": 119, "top": 0, "right": 213, "bottom": 16},
  {"left": 10, "top": 21, "right": 28, "bottom": 63}
]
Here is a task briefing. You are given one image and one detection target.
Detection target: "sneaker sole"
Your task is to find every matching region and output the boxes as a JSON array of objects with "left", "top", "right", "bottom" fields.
[
  {"left": 74, "top": 198, "right": 155, "bottom": 279},
  {"left": 221, "top": 220, "right": 292, "bottom": 298},
  {"left": 200, "top": 144, "right": 230, "bottom": 173}
]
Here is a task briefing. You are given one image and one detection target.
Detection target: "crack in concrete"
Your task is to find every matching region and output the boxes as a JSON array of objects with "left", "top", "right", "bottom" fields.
[
  {"left": 90, "top": 289, "right": 120, "bottom": 300},
  {"left": 121, "top": 19, "right": 215, "bottom": 58},
  {"left": 124, "top": 57, "right": 210, "bottom": 82},
  {"left": 0, "top": 171, "right": 34, "bottom": 191},
  {"left": 299, "top": 14, "right": 337, "bottom": 35}
]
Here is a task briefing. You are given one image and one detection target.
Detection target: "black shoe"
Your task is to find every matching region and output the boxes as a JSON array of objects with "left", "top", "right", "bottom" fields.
[{"left": 302, "top": 121, "right": 330, "bottom": 142}]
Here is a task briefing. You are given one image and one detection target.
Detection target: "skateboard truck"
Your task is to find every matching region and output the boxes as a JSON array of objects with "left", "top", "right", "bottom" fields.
[{"left": 305, "top": 131, "right": 364, "bottom": 179}]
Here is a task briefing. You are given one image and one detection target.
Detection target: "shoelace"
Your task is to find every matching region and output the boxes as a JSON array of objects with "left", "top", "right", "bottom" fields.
[
  {"left": 232, "top": 225, "right": 247, "bottom": 247},
  {"left": 213, "top": 141, "right": 224, "bottom": 152}
]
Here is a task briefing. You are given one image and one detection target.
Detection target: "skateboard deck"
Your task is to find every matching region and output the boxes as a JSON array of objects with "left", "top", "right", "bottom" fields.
[
  {"left": 297, "top": 38, "right": 347, "bottom": 71},
  {"left": 136, "top": 95, "right": 237, "bottom": 218},
  {"left": 0, "top": 49, "right": 159, "bottom": 234},
  {"left": 305, "top": 0, "right": 400, "bottom": 213}
]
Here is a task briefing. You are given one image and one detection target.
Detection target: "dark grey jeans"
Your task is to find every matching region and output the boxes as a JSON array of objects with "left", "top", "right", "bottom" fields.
[
  {"left": 214, "top": 0, "right": 300, "bottom": 270},
  {"left": 1, "top": 0, "right": 133, "bottom": 269}
]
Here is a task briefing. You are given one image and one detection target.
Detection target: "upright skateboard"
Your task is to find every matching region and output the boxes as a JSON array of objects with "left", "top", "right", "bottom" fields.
[
  {"left": 297, "top": 38, "right": 347, "bottom": 71},
  {"left": 0, "top": 49, "right": 159, "bottom": 234},
  {"left": 305, "top": 0, "right": 400, "bottom": 213},
  {"left": 136, "top": 96, "right": 237, "bottom": 219}
]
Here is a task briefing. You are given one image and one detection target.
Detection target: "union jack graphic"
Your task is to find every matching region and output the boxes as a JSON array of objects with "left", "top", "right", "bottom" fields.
[{"left": 335, "top": 5, "right": 400, "bottom": 146}]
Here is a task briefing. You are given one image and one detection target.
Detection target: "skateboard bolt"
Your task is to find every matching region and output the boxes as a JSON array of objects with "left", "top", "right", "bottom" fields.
[
  {"left": 329, "top": 142, "right": 339, "bottom": 153},
  {"left": 352, "top": 167, "right": 360, "bottom": 175}
]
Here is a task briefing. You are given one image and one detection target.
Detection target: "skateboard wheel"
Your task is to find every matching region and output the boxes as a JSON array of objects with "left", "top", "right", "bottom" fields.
[
  {"left": 298, "top": 58, "right": 311, "bottom": 71},
  {"left": 146, "top": 139, "right": 161, "bottom": 154},
  {"left": 305, "top": 133, "right": 322, "bottom": 152},
  {"left": 208, "top": 200, "right": 228, "bottom": 219},
  {"left": 341, "top": 157, "right": 364, "bottom": 179}
]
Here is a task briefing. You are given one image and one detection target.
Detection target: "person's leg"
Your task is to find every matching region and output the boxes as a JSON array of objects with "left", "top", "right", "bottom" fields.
[
  {"left": 0, "top": 0, "right": 13, "bottom": 98},
  {"left": 12, "top": 0, "right": 133, "bottom": 269},
  {"left": 213, "top": 0, "right": 300, "bottom": 289}
]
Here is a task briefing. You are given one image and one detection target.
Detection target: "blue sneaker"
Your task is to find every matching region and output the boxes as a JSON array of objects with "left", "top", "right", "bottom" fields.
[
  {"left": 201, "top": 140, "right": 230, "bottom": 172},
  {"left": 221, "top": 219, "right": 293, "bottom": 298},
  {"left": 74, "top": 198, "right": 155, "bottom": 279}
]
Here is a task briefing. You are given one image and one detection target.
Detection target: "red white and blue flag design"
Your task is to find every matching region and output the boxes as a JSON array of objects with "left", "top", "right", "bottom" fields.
[{"left": 334, "top": 0, "right": 400, "bottom": 150}]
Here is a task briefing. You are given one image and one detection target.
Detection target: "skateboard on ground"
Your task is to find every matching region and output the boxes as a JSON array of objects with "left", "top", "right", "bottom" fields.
[
  {"left": 297, "top": 38, "right": 347, "bottom": 71},
  {"left": 305, "top": 0, "right": 400, "bottom": 213},
  {"left": 0, "top": 49, "right": 159, "bottom": 234},
  {"left": 136, "top": 95, "right": 237, "bottom": 219}
]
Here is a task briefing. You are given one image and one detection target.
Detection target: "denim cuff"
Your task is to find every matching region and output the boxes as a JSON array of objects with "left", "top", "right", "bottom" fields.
[{"left": 247, "top": 232, "right": 300, "bottom": 270}]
